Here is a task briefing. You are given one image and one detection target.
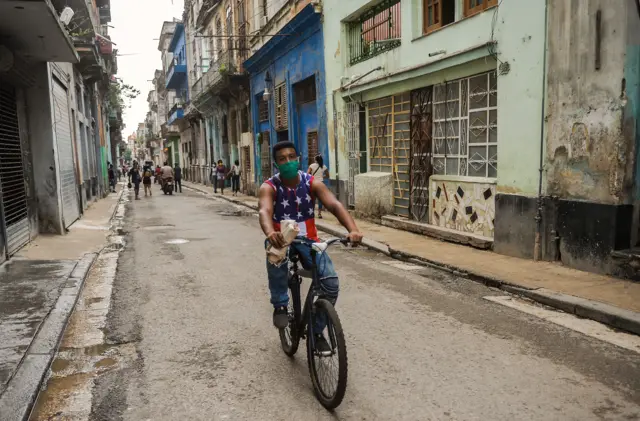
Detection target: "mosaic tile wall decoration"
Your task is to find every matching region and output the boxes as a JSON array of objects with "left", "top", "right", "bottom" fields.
[{"left": 429, "top": 177, "right": 496, "bottom": 238}]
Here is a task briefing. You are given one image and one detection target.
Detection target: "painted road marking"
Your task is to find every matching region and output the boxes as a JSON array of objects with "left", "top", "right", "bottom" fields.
[{"left": 484, "top": 295, "right": 640, "bottom": 354}]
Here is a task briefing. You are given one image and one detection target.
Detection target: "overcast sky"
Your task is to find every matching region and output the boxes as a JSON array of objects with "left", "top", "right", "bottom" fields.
[{"left": 110, "top": 0, "right": 184, "bottom": 135}]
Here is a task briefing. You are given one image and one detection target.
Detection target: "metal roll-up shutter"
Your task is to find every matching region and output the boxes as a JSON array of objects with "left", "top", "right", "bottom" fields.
[
  {"left": 52, "top": 77, "right": 80, "bottom": 228},
  {"left": 0, "top": 84, "right": 30, "bottom": 255}
]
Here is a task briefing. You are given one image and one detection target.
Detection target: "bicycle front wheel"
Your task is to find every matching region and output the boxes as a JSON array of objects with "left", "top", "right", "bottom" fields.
[{"left": 307, "top": 299, "right": 348, "bottom": 410}]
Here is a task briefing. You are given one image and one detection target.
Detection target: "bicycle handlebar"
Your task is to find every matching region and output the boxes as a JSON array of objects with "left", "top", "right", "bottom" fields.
[{"left": 291, "top": 237, "right": 350, "bottom": 247}]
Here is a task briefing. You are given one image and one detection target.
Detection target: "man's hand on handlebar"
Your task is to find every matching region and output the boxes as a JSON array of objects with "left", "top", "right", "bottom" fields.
[
  {"left": 346, "top": 231, "right": 363, "bottom": 246},
  {"left": 267, "top": 231, "right": 286, "bottom": 249}
]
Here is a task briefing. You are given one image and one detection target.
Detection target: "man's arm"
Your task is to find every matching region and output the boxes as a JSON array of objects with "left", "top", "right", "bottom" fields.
[
  {"left": 311, "top": 181, "right": 363, "bottom": 244},
  {"left": 258, "top": 183, "right": 286, "bottom": 248}
]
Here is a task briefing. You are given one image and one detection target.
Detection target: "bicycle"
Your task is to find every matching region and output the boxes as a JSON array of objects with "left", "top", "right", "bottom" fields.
[{"left": 278, "top": 237, "right": 349, "bottom": 410}]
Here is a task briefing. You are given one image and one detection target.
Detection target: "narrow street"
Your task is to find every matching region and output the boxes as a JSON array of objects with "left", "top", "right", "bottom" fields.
[{"left": 31, "top": 187, "right": 640, "bottom": 421}]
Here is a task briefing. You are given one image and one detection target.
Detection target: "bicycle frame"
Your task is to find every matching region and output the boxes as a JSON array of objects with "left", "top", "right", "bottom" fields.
[{"left": 288, "top": 238, "right": 345, "bottom": 350}]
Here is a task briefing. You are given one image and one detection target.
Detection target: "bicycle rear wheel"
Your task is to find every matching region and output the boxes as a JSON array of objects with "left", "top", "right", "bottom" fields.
[
  {"left": 307, "top": 299, "right": 348, "bottom": 410},
  {"left": 279, "top": 283, "right": 300, "bottom": 356}
]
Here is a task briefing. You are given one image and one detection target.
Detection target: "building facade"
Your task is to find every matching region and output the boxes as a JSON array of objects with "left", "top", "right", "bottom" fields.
[
  {"left": 245, "top": 2, "right": 327, "bottom": 191},
  {"left": 0, "top": 0, "right": 121, "bottom": 264},
  {"left": 165, "top": 21, "right": 188, "bottom": 167},
  {"left": 324, "top": 0, "right": 640, "bottom": 279},
  {"left": 180, "top": 0, "right": 251, "bottom": 188}
]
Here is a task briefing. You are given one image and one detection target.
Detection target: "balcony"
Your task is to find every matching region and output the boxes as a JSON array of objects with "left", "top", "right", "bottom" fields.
[
  {"left": 191, "top": 50, "right": 236, "bottom": 104},
  {"left": 167, "top": 102, "right": 185, "bottom": 126},
  {"left": 166, "top": 61, "right": 187, "bottom": 90},
  {"left": 0, "top": 0, "right": 78, "bottom": 62}
]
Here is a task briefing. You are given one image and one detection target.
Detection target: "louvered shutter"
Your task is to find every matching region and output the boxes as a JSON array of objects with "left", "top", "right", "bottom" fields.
[{"left": 0, "top": 84, "right": 30, "bottom": 255}]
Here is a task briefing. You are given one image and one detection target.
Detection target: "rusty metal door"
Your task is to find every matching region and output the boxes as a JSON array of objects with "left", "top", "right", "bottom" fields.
[{"left": 409, "top": 87, "right": 434, "bottom": 222}]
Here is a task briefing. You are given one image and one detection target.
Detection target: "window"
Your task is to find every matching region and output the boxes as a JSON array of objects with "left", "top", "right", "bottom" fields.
[
  {"left": 240, "top": 106, "right": 249, "bottom": 132},
  {"left": 274, "top": 83, "right": 288, "bottom": 130},
  {"left": 258, "top": 98, "right": 269, "bottom": 122},
  {"left": 464, "top": 0, "right": 498, "bottom": 18},
  {"left": 432, "top": 71, "right": 497, "bottom": 178},
  {"left": 226, "top": 5, "right": 233, "bottom": 52},
  {"left": 215, "top": 17, "right": 223, "bottom": 59},
  {"left": 424, "top": 0, "right": 455, "bottom": 34},
  {"left": 347, "top": 0, "right": 401, "bottom": 65},
  {"left": 294, "top": 76, "right": 316, "bottom": 104},
  {"left": 237, "top": 0, "right": 248, "bottom": 64}
]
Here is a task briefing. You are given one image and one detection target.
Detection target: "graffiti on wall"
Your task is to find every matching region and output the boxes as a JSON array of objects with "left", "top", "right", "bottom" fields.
[{"left": 430, "top": 177, "right": 496, "bottom": 238}]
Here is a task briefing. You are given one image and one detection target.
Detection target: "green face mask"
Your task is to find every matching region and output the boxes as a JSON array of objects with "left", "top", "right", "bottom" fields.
[{"left": 277, "top": 160, "right": 299, "bottom": 179}]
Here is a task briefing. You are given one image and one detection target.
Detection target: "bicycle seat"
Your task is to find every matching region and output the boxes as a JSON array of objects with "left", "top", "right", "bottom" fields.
[{"left": 311, "top": 242, "right": 329, "bottom": 254}]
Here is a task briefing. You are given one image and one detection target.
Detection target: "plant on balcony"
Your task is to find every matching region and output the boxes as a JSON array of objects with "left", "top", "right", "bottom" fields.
[{"left": 108, "top": 80, "right": 140, "bottom": 111}]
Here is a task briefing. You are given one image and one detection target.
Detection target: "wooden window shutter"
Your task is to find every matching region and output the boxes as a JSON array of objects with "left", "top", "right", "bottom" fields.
[{"left": 275, "top": 83, "right": 288, "bottom": 130}]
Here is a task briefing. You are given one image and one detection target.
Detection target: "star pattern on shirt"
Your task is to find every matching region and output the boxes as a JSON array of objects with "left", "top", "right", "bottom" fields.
[{"left": 271, "top": 172, "right": 317, "bottom": 224}]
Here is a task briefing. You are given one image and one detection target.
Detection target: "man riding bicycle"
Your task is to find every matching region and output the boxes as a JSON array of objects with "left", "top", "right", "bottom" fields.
[{"left": 258, "top": 141, "right": 363, "bottom": 351}]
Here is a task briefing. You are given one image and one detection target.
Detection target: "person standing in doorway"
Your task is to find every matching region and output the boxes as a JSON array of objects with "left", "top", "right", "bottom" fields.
[
  {"left": 174, "top": 163, "right": 182, "bottom": 193},
  {"left": 128, "top": 161, "right": 142, "bottom": 200},
  {"left": 216, "top": 160, "right": 227, "bottom": 195},
  {"left": 230, "top": 159, "right": 241, "bottom": 196},
  {"left": 142, "top": 165, "right": 153, "bottom": 197},
  {"left": 307, "top": 155, "right": 330, "bottom": 218}
]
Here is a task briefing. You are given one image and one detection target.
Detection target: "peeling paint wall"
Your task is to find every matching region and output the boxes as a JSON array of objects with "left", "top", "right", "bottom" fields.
[{"left": 545, "top": 0, "right": 633, "bottom": 205}]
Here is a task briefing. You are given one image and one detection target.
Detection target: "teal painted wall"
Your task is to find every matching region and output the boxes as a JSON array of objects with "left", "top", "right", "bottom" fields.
[{"left": 323, "top": 0, "right": 547, "bottom": 196}]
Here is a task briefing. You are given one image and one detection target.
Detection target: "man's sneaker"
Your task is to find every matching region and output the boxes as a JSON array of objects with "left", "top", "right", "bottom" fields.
[
  {"left": 314, "top": 334, "right": 332, "bottom": 354},
  {"left": 273, "top": 306, "right": 289, "bottom": 329}
]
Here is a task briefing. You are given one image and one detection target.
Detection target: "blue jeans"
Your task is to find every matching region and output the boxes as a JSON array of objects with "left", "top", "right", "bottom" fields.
[{"left": 266, "top": 238, "right": 339, "bottom": 331}]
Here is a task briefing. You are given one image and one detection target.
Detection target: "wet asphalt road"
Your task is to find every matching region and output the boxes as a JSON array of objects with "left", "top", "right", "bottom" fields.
[{"left": 31, "top": 187, "right": 640, "bottom": 421}]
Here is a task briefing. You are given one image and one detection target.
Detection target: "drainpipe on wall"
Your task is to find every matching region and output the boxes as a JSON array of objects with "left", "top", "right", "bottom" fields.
[{"left": 534, "top": 0, "right": 550, "bottom": 261}]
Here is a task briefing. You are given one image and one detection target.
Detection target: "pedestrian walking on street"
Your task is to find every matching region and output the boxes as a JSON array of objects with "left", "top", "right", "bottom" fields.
[
  {"left": 174, "top": 163, "right": 182, "bottom": 193},
  {"left": 216, "top": 160, "right": 227, "bottom": 195},
  {"left": 308, "top": 155, "right": 329, "bottom": 218},
  {"left": 155, "top": 165, "right": 161, "bottom": 185},
  {"left": 108, "top": 163, "right": 117, "bottom": 193},
  {"left": 230, "top": 159, "right": 241, "bottom": 196},
  {"left": 142, "top": 165, "right": 153, "bottom": 197},
  {"left": 128, "top": 161, "right": 142, "bottom": 200},
  {"left": 211, "top": 161, "right": 217, "bottom": 193}
]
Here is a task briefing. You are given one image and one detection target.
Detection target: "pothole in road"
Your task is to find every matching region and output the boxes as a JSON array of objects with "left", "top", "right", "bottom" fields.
[
  {"left": 142, "top": 224, "right": 175, "bottom": 231},
  {"left": 165, "top": 239, "right": 190, "bottom": 244},
  {"left": 217, "top": 211, "right": 243, "bottom": 217}
]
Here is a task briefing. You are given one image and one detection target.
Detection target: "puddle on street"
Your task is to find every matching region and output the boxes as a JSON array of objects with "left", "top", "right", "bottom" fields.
[
  {"left": 94, "top": 357, "right": 117, "bottom": 369},
  {"left": 165, "top": 238, "right": 189, "bottom": 244},
  {"left": 29, "top": 233, "right": 134, "bottom": 421},
  {"left": 50, "top": 359, "right": 71, "bottom": 373},
  {"left": 142, "top": 224, "right": 175, "bottom": 231}
]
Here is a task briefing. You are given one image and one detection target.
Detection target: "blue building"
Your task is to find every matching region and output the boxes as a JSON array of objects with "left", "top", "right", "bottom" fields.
[
  {"left": 165, "top": 22, "right": 188, "bottom": 165},
  {"left": 244, "top": 4, "right": 327, "bottom": 184}
]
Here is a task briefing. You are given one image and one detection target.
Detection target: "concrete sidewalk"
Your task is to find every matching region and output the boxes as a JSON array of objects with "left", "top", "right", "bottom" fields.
[
  {"left": 183, "top": 181, "right": 640, "bottom": 335},
  {"left": 0, "top": 183, "right": 126, "bottom": 420}
]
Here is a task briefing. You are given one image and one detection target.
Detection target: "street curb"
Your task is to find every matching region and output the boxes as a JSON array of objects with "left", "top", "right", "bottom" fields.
[
  {"left": 0, "top": 185, "right": 129, "bottom": 420},
  {"left": 0, "top": 252, "right": 98, "bottom": 421},
  {"left": 183, "top": 181, "right": 640, "bottom": 336}
]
